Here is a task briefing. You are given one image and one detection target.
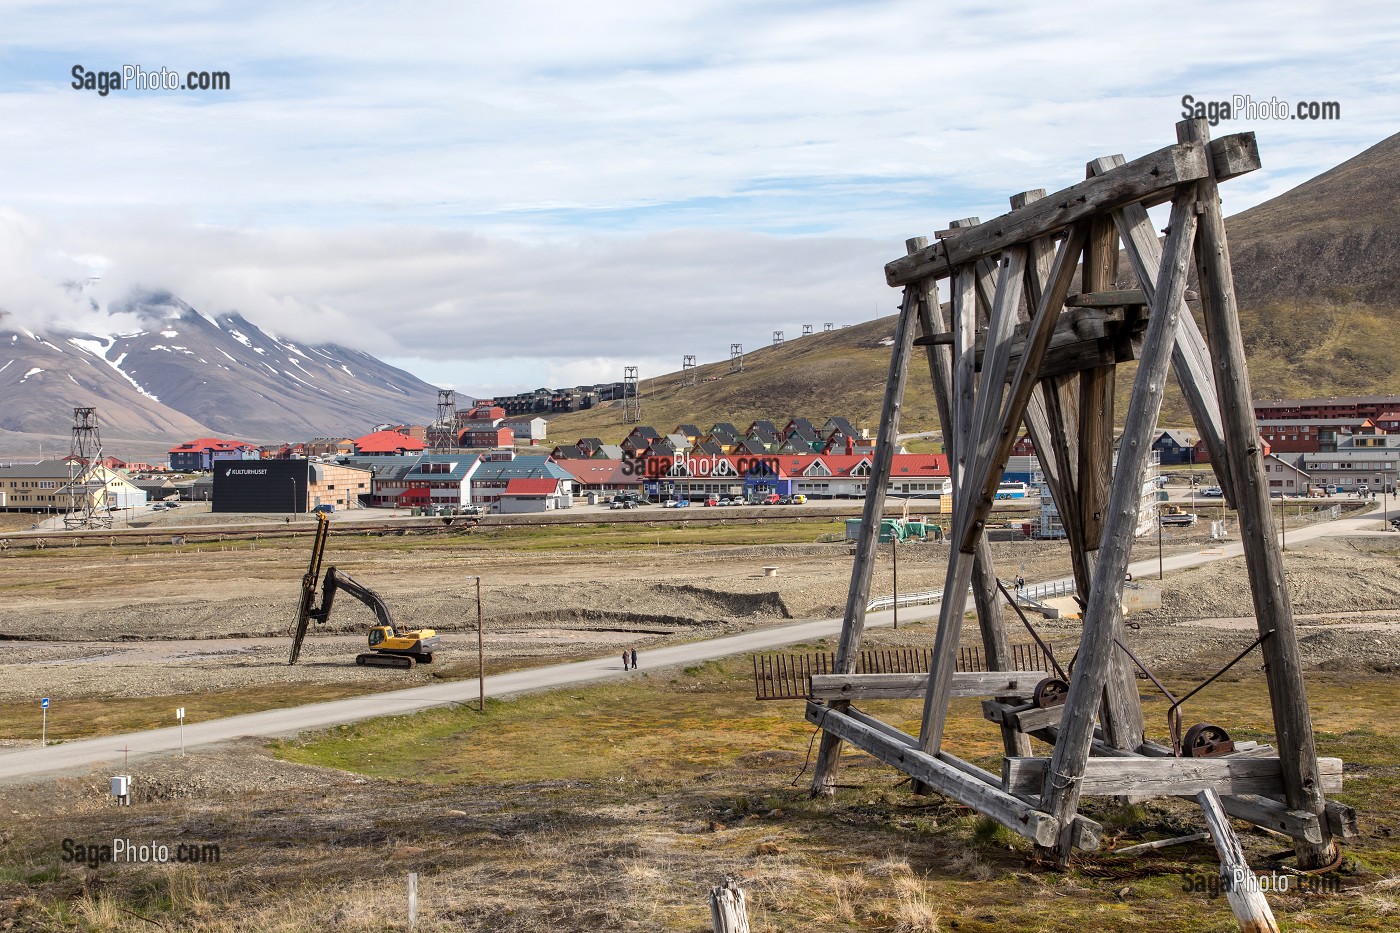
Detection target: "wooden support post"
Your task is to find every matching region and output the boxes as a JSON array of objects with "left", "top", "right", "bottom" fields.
[
  {"left": 922, "top": 228, "right": 1087, "bottom": 762},
  {"left": 1179, "top": 117, "right": 1336, "bottom": 868},
  {"left": 913, "top": 260, "right": 1028, "bottom": 758},
  {"left": 1078, "top": 188, "right": 1144, "bottom": 754},
  {"left": 1198, "top": 788, "right": 1283, "bottom": 933},
  {"left": 1039, "top": 190, "right": 1199, "bottom": 863},
  {"left": 809, "top": 244, "right": 922, "bottom": 797}
]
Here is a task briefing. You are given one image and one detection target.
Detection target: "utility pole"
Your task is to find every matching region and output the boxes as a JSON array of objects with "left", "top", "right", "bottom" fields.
[{"left": 891, "top": 537, "right": 899, "bottom": 630}]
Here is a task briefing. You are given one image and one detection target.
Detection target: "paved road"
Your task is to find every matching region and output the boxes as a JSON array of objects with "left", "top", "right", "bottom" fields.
[{"left": 0, "top": 504, "right": 1388, "bottom": 783}]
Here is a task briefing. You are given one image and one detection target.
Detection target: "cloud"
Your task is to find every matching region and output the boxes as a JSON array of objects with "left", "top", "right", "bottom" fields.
[{"left": 1, "top": 0, "right": 1398, "bottom": 390}]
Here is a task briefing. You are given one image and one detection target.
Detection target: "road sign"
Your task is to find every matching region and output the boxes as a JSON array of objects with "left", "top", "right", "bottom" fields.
[
  {"left": 40, "top": 698, "right": 49, "bottom": 709},
  {"left": 176, "top": 707, "right": 185, "bottom": 719}
]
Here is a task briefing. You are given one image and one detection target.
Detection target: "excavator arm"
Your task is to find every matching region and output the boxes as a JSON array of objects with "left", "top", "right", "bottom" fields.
[
  {"left": 288, "top": 513, "right": 331, "bottom": 664},
  {"left": 314, "top": 567, "right": 398, "bottom": 633}
]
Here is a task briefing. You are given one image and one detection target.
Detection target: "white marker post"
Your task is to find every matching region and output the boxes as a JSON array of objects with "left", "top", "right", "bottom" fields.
[
  {"left": 176, "top": 707, "right": 185, "bottom": 756},
  {"left": 40, "top": 697, "right": 49, "bottom": 747}
]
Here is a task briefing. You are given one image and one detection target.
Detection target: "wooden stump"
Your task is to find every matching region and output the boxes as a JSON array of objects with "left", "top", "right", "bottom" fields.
[{"left": 709, "top": 878, "right": 751, "bottom": 933}]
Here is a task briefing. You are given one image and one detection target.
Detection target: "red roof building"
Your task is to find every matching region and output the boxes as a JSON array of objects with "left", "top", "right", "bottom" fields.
[
  {"left": 353, "top": 430, "right": 428, "bottom": 456},
  {"left": 168, "top": 437, "right": 259, "bottom": 471}
]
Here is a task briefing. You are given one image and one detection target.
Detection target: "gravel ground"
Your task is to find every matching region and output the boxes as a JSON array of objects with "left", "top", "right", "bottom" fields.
[{"left": 0, "top": 519, "right": 1395, "bottom": 703}]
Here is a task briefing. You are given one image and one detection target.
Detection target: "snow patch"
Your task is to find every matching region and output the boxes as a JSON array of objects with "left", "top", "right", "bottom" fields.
[
  {"left": 340, "top": 365, "right": 355, "bottom": 377},
  {"left": 160, "top": 330, "right": 179, "bottom": 338},
  {"left": 0, "top": 359, "right": 12, "bottom": 373},
  {"left": 104, "top": 352, "right": 161, "bottom": 402},
  {"left": 217, "top": 348, "right": 237, "bottom": 362},
  {"left": 227, "top": 329, "right": 252, "bottom": 348},
  {"left": 68, "top": 337, "right": 111, "bottom": 359},
  {"left": 20, "top": 367, "right": 43, "bottom": 380}
]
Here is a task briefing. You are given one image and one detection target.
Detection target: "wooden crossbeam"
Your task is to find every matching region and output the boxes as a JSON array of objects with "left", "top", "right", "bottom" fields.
[
  {"left": 982, "top": 698, "right": 1065, "bottom": 734},
  {"left": 886, "top": 134, "right": 1259, "bottom": 285},
  {"left": 807, "top": 702, "right": 1064, "bottom": 848},
  {"left": 1198, "top": 789, "right": 1283, "bottom": 933},
  {"left": 810, "top": 671, "right": 1047, "bottom": 701},
  {"left": 1003, "top": 756, "right": 1343, "bottom": 798}
]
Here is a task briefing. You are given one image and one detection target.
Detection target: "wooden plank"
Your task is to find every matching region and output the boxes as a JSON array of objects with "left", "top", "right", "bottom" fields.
[
  {"left": 1039, "top": 189, "right": 1201, "bottom": 861},
  {"left": 811, "top": 671, "right": 1047, "bottom": 701},
  {"left": 886, "top": 140, "right": 1210, "bottom": 285},
  {"left": 983, "top": 698, "right": 1069, "bottom": 734},
  {"left": 1325, "top": 801, "right": 1359, "bottom": 839},
  {"left": 807, "top": 702, "right": 1063, "bottom": 847},
  {"left": 1198, "top": 788, "right": 1283, "bottom": 933},
  {"left": 1180, "top": 117, "right": 1335, "bottom": 869},
  {"left": 1004, "top": 756, "right": 1343, "bottom": 798},
  {"left": 1214, "top": 794, "right": 1324, "bottom": 845},
  {"left": 809, "top": 247, "right": 923, "bottom": 797},
  {"left": 1066, "top": 289, "right": 1147, "bottom": 307}
]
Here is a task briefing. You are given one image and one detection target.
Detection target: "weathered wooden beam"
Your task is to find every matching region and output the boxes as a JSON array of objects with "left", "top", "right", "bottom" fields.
[
  {"left": 1325, "top": 801, "right": 1359, "bottom": 839},
  {"left": 1094, "top": 153, "right": 1237, "bottom": 507},
  {"left": 889, "top": 134, "right": 1258, "bottom": 286},
  {"left": 807, "top": 702, "right": 1064, "bottom": 847},
  {"left": 983, "top": 698, "right": 1067, "bottom": 734},
  {"left": 913, "top": 246, "right": 1029, "bottom": 761},
  {"left": 843, "top": 707, "right": 1101, "bottom": 850},
  {"left": 1213, "top": 794, "right": 1324, "bottom": 845},
  {"left": 812, "top": 671, "right": 1046, "bottom": 701},
  {"left": 1065, "top": 289, "right": 1147, "bottom": 307},
  {"left": 809, "top": 246, "right": 923, "bottom": 797},
  {"left": 1039, "top": 188, "right": 1201, "bottom": 862},
  {"left": 1197, "top": 788, "right": 1283, "bottom": 933},
  {"left": 1180, "top": 117, "right": 1336, "bottom": 869},
  {"left": 1004, "top": 756, "right": 1343, "bottom": 798},
  {"left": 886, "top": 140, "right": 1210, "bottom": 285}
]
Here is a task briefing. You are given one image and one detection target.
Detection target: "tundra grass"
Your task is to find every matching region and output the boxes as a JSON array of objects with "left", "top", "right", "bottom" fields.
[{"left": 3, "top": 649, "right": 1398, "bottom": 931}]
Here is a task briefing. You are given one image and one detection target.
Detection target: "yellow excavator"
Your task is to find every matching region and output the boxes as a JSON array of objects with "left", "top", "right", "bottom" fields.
[{"left": 288, "top": 513, "right": 441, "bottom": 669}]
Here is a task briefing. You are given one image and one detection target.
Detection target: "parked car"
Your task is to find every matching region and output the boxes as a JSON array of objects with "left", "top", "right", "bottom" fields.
[
  {"left": 704, "top": 496, "right": 719, "bottom": 506},
  {"left": 312, "top": 504, "right": 336, "bottom": 514},
  {"left": 791, "top": 494, "right": 807, "bottom": 504},
  {"left": 778, "top": 495, "right": 793, "bottom": 505},
  {"left": 675, "top": 498, "right": 691, "bottom": 508},
  {"left": 1200, "top": 486, "right": 1223, "bottom": 497},
  {"left": 609, "top": 500, "right": 627, "bottom": 510},
  {"left": 718, "top": 497, "right": 735, "bottom": 506},
  {"left": 662, "top": 500, "right": 677, "bottom": 509},
  {"left": 762, "top": 493, "right": 781, "bottom": 505}
]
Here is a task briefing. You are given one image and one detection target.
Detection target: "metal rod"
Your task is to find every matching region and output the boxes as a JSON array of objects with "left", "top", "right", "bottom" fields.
[
  {"left": 994, "top": 579, "right": 1066, "bottom": 680},
  {"left": 1166, "top": 630, "right": 1274, "bottom": 753}
]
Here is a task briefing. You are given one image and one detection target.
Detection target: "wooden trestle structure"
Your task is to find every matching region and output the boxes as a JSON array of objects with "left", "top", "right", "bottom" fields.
[{"left": 803, "top": 121, "right": 1354, "bottom": 911}]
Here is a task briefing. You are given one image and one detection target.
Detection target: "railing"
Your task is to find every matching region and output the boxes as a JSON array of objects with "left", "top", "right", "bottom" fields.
[
  {"left": 753, "top": 641, "right": 1056, "bottom": 700},
  {"left": 1013, "top": 578, "right": 1076, "bottom": 604},
  {"left": 865, "top": 589, "right": 948, "bottom": 612}
]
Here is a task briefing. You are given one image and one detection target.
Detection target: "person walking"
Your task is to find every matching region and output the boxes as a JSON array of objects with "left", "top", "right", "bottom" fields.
[
  {"left": 630, "top": 647, "right": 638, "bottom": 670},
  {"left": 622, "top": 650, "right": 630, "bottom": 671}
]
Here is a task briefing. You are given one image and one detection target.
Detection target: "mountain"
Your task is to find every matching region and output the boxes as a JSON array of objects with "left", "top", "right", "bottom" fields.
[
  {"left": 1224, "top": 132, "right": 1400, "bottom": 398},
  {"left": 0, "top": 291, "right": 445, "bottom": 453}
]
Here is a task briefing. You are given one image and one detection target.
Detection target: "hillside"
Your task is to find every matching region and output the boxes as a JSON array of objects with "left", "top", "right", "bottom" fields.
[
  {"left": 542, "top": 317, "right": 939, "bottom": 443},
  {"left": 549, "top": 132, "right": 1400, "bottom": 445},
  {"left": 0, "top": 292, "right": 444, "bottom": 456}
]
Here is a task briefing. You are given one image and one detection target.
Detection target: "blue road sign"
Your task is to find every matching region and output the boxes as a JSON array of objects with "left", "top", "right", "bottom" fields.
[{"left": 40, "top": 698, "right": 49, "bottom": 709}]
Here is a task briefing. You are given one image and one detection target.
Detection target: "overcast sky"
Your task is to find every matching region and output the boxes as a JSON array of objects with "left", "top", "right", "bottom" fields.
[{"left": 0, "top": 1, "right": 1395, "bottom": 397}]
